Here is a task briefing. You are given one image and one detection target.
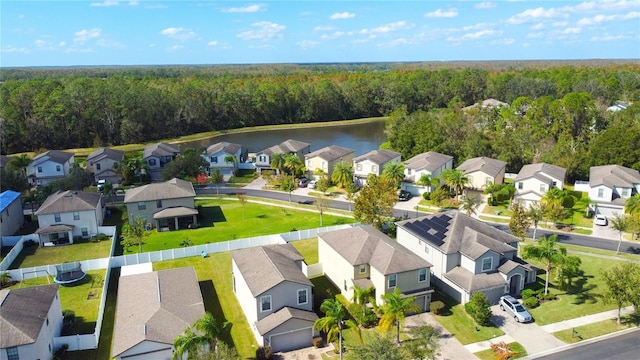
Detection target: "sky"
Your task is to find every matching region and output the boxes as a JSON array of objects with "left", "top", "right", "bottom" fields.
[{"left": 1, "top": 0, "right": 639, "bottom": 67}]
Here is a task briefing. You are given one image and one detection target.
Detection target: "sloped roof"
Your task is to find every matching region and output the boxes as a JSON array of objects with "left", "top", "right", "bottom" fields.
[
  {"left": 396, "top": 211, "right": 519, "bottom": 256},
  {"left": 258, "top": 139, "right": 310, "bottom": 156},
  {"left": 456, "top": 157, "right": 507, "bottom": 178},
  {"left": 0, "top": 284, "right": 60, "bottom": 348},
  {"left": 404, "top": 152, "right": 453, "bottom": 172},
  {"left": 443, "top": 266, "right": 507, "bottom": 292},
  {"left": 205, "top": 142, "right": 242, "bottom": 156},
  {"left": 86, "top": 147, "right": 125, "bottom": 163},
  {"left": 153, "top": 206, "right": 198, "bottom": 219},
  {"left": 305, "top": 145, "right": 354, "bottom": 162},
  {"left": 143, "top": 142, "right": 180, "bottom": 159},
  {"left": 232, "top": 244, "right": 310, "bottom": 297},
  {"left": 0, "top": 190, "right": 21, "bottom": 213},
  {"left": 255, "top": 307, "right": 318, "bottom": 335},
  {"left": 112, "top": 267, "right": 205, "bottom": 357},
  {"left": 353, "top": 149, "right": 401, "bottom": 165},
  {"left": 515, "top": 163, "right": 566, "bottom": 183},
  {"left": 589, "top": 165, "right": 640, "bottom": 188},
  {"left": 124, "top": 178, "right": 195, "bottom": 203},
  {"left": 35, "top": 190, "right": 101, "bottom": 215},
  {"left": 319, "top": 225, "right": 432, "bottom": 275},
  {"left": 463, "top": 98, "right": 510, "bottom": 110},
  {"left": 36, "top": 224, "right": 74, "bottom": 234},
  {"left": 31, "top": 150, "right": 74, "bottom": 166}
]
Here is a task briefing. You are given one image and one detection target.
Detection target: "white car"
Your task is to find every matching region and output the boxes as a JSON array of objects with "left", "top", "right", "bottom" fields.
[
  {"left": 97, "top": 179, "right": 107, "bottom": 192},
  {"left": 308, "top": 180, "right": 317, "bottom": 189},
  {"left": 499, "top": 295, "right": 532, "bottom": 323},
  {"left": 594, "top": 215, "right": 608, "bottom": 226}
]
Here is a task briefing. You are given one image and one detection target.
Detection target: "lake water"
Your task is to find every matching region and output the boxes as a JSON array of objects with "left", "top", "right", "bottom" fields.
[{"left": 183, "top": 120, "right": 388, "bottom": 156}]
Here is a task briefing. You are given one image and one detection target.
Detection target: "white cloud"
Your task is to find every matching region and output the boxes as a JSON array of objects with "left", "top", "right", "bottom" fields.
[
  {"left": 314, "top": 26, "right": 336, "bottom": 31},
  {"left": 526, "top": 32, "right": 543, "bottom": 38},
  {"left": 560, "top": 27, "right": 581, "bottom": 34},
  {"left": 507, "top": 7, "right": 568, "bottom": 24},
  {"left": 3, "top": 46, "right": 29, "bottom": 53},
  {"left": 578, "top": 11, "right": 640, "bottom": 26},
  {"left": 207, "top": 41, "right": 218, "bottom": 46},
  {"left": 492, "top": 38, "right": 515, "bottom": 45},
  {"left": 223, "top": 4, "right": 263, "bottom": 13},
  {"left": 74, "top": 28, "right": 101, "bottom": 43},
  {"left": 360, "top": 21, "right": 413, "bottom": 35},
  {"left": 96, "top": 38, "right": 124, "bottom": 48},
  {"left": 59, "top": 41, "right": 66, "bottom": 46},
  {"left": 330, "top": 12, "right": 355, "bottom": 20},
  {"left": 590, "top": 33, "right": 632, "bottom": 41},
  {"left": 475, "top": 2, "right": 496, "bottom": 9},
  {"left": 320, "top": 31, "right": 346, "bottom": 40},
  {"left": 461, "top": 29, "right": 501, "bottom": 40},
  {"left": 160, "top": 27, "right": 198, "bottom": 41},
  {"left": 90, "top": 1, "right": 119, "bottom": 7},
  {"left": 297, "top": 40, "right": 319, "bottom": 49},
  {"left": 237, "top": 21, "right": 285, "bottom": 41},
  {"left": 552, "top": 21, "right": 569, "bottom": 27},
  {"left": 463, "top": 23, "right": 493, "bottom": 31},
  {"left": 425, "top": 8, "right": 458, "bottom": 18},
  {"left": 531, "top": 22, "right": 545, "bottom": 30},
  {"left": 166, "top": 45, "right": 183, "bottom": 52}
]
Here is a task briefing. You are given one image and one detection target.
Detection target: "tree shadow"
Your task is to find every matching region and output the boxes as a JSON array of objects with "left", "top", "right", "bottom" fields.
[
  {"left": 571, "top": 284, "right": 600, "bottom": 305},
  {"left": 199, "top": 279, "right": 236, "bottom": 348},
  {"left": 198, "top": 205, "right": 226, "bottom": 226}
]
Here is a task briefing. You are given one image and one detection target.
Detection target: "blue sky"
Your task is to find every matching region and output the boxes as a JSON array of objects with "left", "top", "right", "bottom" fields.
[{"left": 2, "top": 0, "right": 639, "bottom": 67}]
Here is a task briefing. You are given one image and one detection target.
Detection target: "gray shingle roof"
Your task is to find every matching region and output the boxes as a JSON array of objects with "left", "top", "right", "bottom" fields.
[
  {"left": 258, "top": 139, "right": 310, "bottom": 156},
  {"left": 112, "top": 267, "right": 205, "bottom": 357},
  {"left": 205, "top": 142, "right": 241, "bottom": 156},
  {"left": 0, "top": 284, "right": 60, "bottom": 348},
  {"left": 123, "top": 178, "right": 196, "bottom": 203},
  {"left": 319, "top": 225, "right": 432, "bottom": 275},
  {"left": 86, "top": 147, "right": 124, "bottom": 163},
  {"left": 404, "top": 152, "right": 453, "bottom": 172},
  {"left": 353, "top": 149, "right": 401, "bottom": 165},
  {"left": 31, "top": 150, "right": 74, "bottom": 166},
  {"left": 35, "top": 190, "right": 102, "bottom": 215},
  {"left": 443, "top": 266, "right": 507, "bottom": 292},
  {"left": 232, "top": 244, "right": 311, "bottom": 297},
  {"left": 456, "top": 157, "right": 507, "bottom": 178},
  {"left": 515, "top": 163, "right": 566, "bottom": 183},
  {"left": 255, "top": 307, "right": 318, "bottom": 335},
  {"left": 589, "top": 165, "right": 640, "bottom": 188},
  {"left": 305, "top": 145, "right": 354, "bottom": 162},
  {"left": 153, "top": 207, "right": 198, "bottom": 219},
  {"left": 143, "top": 142, "right": 180, "bottom": 159}
]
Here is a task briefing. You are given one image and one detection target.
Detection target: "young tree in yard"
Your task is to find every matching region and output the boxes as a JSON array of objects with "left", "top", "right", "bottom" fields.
[
  {"left": 314, "top": 298, "right": 359, "bottom": 359},
  {"left": 0, "top": 272, "right": 12, "bottom": 288},
  {"left": 601, "top": 263, "right": 640, "bottom": 324},
  {"left": 353, "top": 174, "right": 396, "bottom": 230},
  {"left": 345, "top": 182, "right": 358, "bottom": 212},
  {"left": 315, "top": 195, "right": 330, "bottom": 226},
  {"left": 121, "top": 215, "right": 148, "bottom": 253},
  {"left": 522, "top": 234, "right": 566, "bottom": 295},
  {"left": 193, "top": 312, "right": 228, "bottom": 354},
  {"left": 610, "top": 213, "right": 629, "bottom": 254},
  {"left": 430, "top": 187, "right": 449, "bottom": 208},
  {"left": 403, "top": 324, "right": 441, "bottom": 360},
  {"left": 461, "top": 195, "right": 481, "bottom": 216},
  {"left": 382, "top": 161, "right": 405, "bottom": 189},
  {"left": 543, "top": 200, "right": 567, "bottom": 226},
  {"left": 464, "top": 292, "right": 492, "bottom": 326},
  {"left": 281, "top": 176, "right": 296, "bottom": 202},
  {"left": 331, "top": 161, "right": 353, "bottom": 188},
  {"left": 172, "top": 312, "right": 228, "bottom": 360},
  {"left": 173, "top": 327, "right": 201, "bottom": 360},
  {"left": 379, "top": 288, "right": 420, "bottom": 344},
  {"left": 509, "top": 203, "right": 532, "bottom": 240},
  {"left": 194, "top": 342, "right": 239, "bottom": 360},
  {"left": 237, "top": 193, "right": 247, "bottom": 219},
  {"left": 351, "top": 284, "right": 375, "bottom": 315},
  {"left": 316, "top": 174, "right": 331, "bottom": 194},
  {"left": 348, "top": 332, "right": 405, "bottom": 360},
  {"left": 557, "top": 254, "right": 582, "bottom": 291},
  {"left": 209, "top": 169, "right": 224, "bottom": 195},
  {"left": 527, "top": 202, "right": 545, "bottom": 240}
]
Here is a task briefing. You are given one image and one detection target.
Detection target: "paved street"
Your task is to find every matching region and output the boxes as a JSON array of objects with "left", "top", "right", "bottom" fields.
[{"left": 525, "top": 328, "right": 640, "bottom": 360}]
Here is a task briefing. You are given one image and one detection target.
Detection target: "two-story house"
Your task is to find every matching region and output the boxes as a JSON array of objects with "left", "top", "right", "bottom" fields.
[
  {"left": 304, "top": 145, "right": 355, "bottom": 179},
  {"left": 353, "top": 149, "right": 402, "bottom": 187},
  {"left": 34, "top": 190, "right": 104, "bottom": 246},
  {"left": 112, "top": 266, "right": 205, "bottom": 360},
  {"left": 402, "top": 151, "right": 453, "bottom": 195},
  {"left": 254, "top": 139, "right": 311, "bottom": 174},
  {"left": 231, "top": 244, "right": 318, "bottom": 352},
  {"left": 27, "top": 150, "right": 75, "bottom": 186},
  {"left": 0, "top": 190, "right": 23, "bottom": 237},
  {"left": 588, "top": 165, "right": 640, "bottom": 217},
  {"left": 143, "top": 142, "right": 180, "bottom": 181},
  {"left": 201, "top": 142, "right": 246, "bottom": 176},
  {"left": 86, "top": 147, "right": 125, "bottom": 184},
  {"left": 123, "top": 178, "right": 197, "bottom": 231},
  {"left": 456, "top": 157, "right": 507, "bottom": 191},
  {"left": 396, "top": 211, "right": 537, "bottom": 304},
  {"left": 318, "top": 225, "right": 434, "bottom": 313},
  {"left": 0, "top": 284, "right": 63, "bottom": 360},
  {"left": 514, "top": 163, "right": 566, "bottom": 209}
]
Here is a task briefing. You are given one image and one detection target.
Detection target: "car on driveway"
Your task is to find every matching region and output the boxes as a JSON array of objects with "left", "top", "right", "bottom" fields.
[
  {"left": 594, "top": 214, "right": 608, "bottom": 226},
  {"left": 398, "top": 190, "right": 413, "bottom": 201},
  {"left": 499, "top": 295, "right": 532, "bottom": 323},
  {"left": 298, "top": 178, "right": 309, "bottom": 188},
  {"left": 308, "top": 180, "right": 317, "bottom": 189}
]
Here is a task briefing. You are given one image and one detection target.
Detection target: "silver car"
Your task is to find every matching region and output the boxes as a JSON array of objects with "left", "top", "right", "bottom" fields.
[{"left": 499, "top": 295, "right": 532, "bottom": 323}]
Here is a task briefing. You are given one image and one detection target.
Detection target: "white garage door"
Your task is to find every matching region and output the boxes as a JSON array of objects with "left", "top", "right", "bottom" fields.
[{"left": 269, "top": 328, "right": 313, "bottom": 352}]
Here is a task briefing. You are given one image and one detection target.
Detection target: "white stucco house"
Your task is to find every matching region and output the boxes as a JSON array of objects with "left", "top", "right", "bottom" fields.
[
  {"left": 231, "top": 244, "right": 318, "bottom": 352},
  {"left": 513, "top": 163, "right": 566, "bottom": 209},
  {"left": 0, "top": 284, "right": 63, "bottom": 360},
  {"left": 27, "top": 150, "right": 75, "bottom": 186},
  {"left": 396, "top": 211, "right": 537, "bottom": 304},
  {"left": 143, "top": 142, "right": 180, "bottom": 181},
  {"left": 401, "top": 151, "right": 453, "bottom": 195},
  {"left": 588, "top": 165, "right": 640, "bottom": 217},
  {"left": 254, "top": 139, "right": 311, "bottom": 174},
  {"left": 34, "top": 190, "right": 104, "bottom": 246},
  {"left": 318, "top": 225, "right": 434, "bottom": 313},
  {"left": 86, "top": 147, "right": 125, "bottom": 184},
  {"left": 0, "top": 190, "right": 23, "bottom": 237},
  {"left": 456, "top": 156, "right": 507, "bottom": 191},
  {"left": 305, "top": 145, "right": 355, "bottom": 179},
  {"left": 352, "top": 149, "right": 402, "bottom": 187},
  {"left": 201, "top": 141, "right": 246, "bottom": 176}
]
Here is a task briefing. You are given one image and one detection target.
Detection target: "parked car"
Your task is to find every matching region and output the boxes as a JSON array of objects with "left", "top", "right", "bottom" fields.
[
  {"left": 308, "top": 180, "right": 317, "bottom": 189},
  {"left": 594, "top": 214, "right": 608, "bottom": 226},
  {"left": 398, "top": 190, "right": 413, "bottom": 201},
  {"left": 499, "top": 295, "right": 532, "bottom": 323},
  {"left": 298, "top": 178, "right": 309, "bottom": 188},
  {"left": 97, "top": 179, "right": 107, "bottom": 192}
]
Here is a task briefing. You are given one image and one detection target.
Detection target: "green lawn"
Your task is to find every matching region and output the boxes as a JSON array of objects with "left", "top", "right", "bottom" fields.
[
  {"left": 432, "top": 292, "right": 504, "bottom": 344},
  {"left": 474, "top": 342, "right": 527, "bottom": 360},
  {"left": 9, "top": 237, "right": 113, "bottom": 269},
  {"left": 552, "top": 318, "right": 636, "bottom": 343},
  {"left": 291, "top": 238, "right": 319, "bottom": 264},
  {"left": 479, "top": 215, "right": 511, "bottom": 223},
  {"left": 483, "top": 203, "right": 513, "bottom": 217},
  {"left": 227, "top": 169, "right": 257, "bottom": 187}
]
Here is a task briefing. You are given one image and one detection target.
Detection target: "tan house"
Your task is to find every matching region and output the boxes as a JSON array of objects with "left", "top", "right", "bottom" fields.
[
  {"left": 112, "top": 266, "right": 205, "bottom": 360},
  {"left": 86, "top": 147, "right": 125, "bottom": 184},
  {"left": 402, "top": 151, "right": 453, "bottom": 195},
  {"left": 143, "top": 142, "right": 180, "bottom": 181},
  {"left": 588, "top": 165, "right": 640, "bottom": 217},
  {"left": 254, "top": 139, "right": 311, "bottom": 174},
  {"left": 232, "top": 244, "right": 318, "bottom": 352},
  {"left": 123, "top": 178, "right": 197, "bottom": 231},
  {"left": 318, "top": 225, "right": 433, "bottom": 313},
  {"left": 456, "top": 157, "right": 507, "bottom": 190},
  {"left": 514, "top": 163, "right": 566, "bottom": 209},
  {"left": 353, "top": 149, "right": 402, "bottom": 186},
  {"left": 304, "top": 145, "right": 354, "bottom": 179}
]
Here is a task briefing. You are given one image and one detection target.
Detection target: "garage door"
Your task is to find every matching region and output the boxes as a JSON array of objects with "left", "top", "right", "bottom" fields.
[{"left": 269, "top": 328, "right": 313, "bottom": 352}]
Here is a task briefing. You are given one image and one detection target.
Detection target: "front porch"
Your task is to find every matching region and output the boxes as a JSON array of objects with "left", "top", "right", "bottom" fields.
[
  {"left": 153, "top": 207, "right": 199, "bottom": 232},
  {"left": 35, "top": 224, "right": 75, "bottom": 246}
]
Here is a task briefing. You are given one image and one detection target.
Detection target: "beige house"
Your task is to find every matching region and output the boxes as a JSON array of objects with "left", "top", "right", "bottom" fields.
[
  {"left": 456, "top": 157, "right": 507, "bottom": 190},
  {"left": 232, "top": 244, "right": 318, "bottom": 352},
  {"left": 304, "top": 145, "right": 354, "bottom": 179},
  {"left": 353, "top": 149, "right": 402, "bottom": 186},
  {"left": 255, "top": 139, "right": 311, "bottom": 174},
  {"left": 318, "top": 225, "right": 433, "bottom": 313},
  {"left": 402, "top": 151, "right": 453, "bottom": 195},
  {"left": 112, "top": 266, "right": 205, "bottom": 360},
  {"left": 143, "top": 142, "right": 180, "bottom": 181},
  {"left": 514, "top": 163, "right": 566, "bottom": 208},
  {"left": 86, "top": 147, "right": 125, "bottom": 184},
  {"left": 588, "top": 165, "right": 640, "bottom": 217},
  {"left": 27, "top": 150, "right": 75, "bottom": 186},
  {"left": 123, "top": 178, "right": 197, "bottom": 231},
  {"left": 396, "top": 211, "right": 537, "bottom": 304}
]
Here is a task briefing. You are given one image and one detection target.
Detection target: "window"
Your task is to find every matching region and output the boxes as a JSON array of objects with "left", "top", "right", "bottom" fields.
[
  {"left": 486, "top": 177, "right": 492, "bottom": 185},
  {"left": 81, "top": 227, "right": 89, "bottom": 237},
  {"left": 6, "top": 347, "right": 19, "bottom": 360},
  {"left": 551, "top": 181, "right": 557, "bottom": 188},
  {"left": 359, "top": 264, "right": 366, "bottom": 274},
  {"left": 137, "top": 202, "right": 146, "bottom": 210},
  {"left": 96, "top": 163, "right": 101, "bottom": 170},
  {"left": 518, "top": 182, "right": 523, "bottom": 190},
  {"left": 407, "top": 169, "right": 412, "bottom": 175},
  {"left": 424, "top": 246, "right": 429, "bottom": 254},
  {"left": 211, "top": 157, "right": 218, "bottom": 164},
  {"left": 356, "top": 163, "right": 362, "bottom": 171},
  {"left": 46, "top": 317, "right": 49, "bottom": 326},
  {"left": 597, "top": 188, "right": 604, "bottom": 198},
  {"left": 260, "top": 295, "right": 272, "bottom": 312},
  {"left": 539, "top": 184, "right": 547, "bottom": 192},
  {"left": 73, "top": 212, "right": 80, "bottom": 220},
  {"left": 481, "top": 257, "right": 493, "bottom": 272},
  {"left": 344, "top": 280, "right": 347, "bottom": 291},
  {"left": 54, "top": 213, "right": 61, "bottom": 222},
  {"left": 148, "top": 159, "right": 157, "bottom": 166},
  {"left": 297, "top": 289, "right": 308, "bottom": 305},
  {"left": 156, "top": 200, "right": 162, "bottom": 208},
  {"left": 321, "top": 161, "right": 326, "bottom": 169},
  {"left": 419, "top": 268, "right": 427, "bottom": 282},
  {"left": 56, "top": 165, "right": 61, "bottom": 172},
  {"left": 622, "top": 188, "right": 630, "bottom": 197},
  {"left": 37, "top": 166, "right": 43, "bottom": 173},
  {"left": 371, "top": 165, "right": 377, "bottom": 173},
  {"left": 388, "top": 274, "right": 397, "bottom": 288}
]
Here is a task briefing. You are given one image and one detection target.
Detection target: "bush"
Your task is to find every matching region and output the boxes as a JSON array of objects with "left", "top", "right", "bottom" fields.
[
  {"left": 521, "top": 289, "right": 536, "bottom": 300},
  {"left": 423, "top": 191, "right": 431, "bottom": 200},
  {"left": 347, "top": 303, "right": 378, "bottom": 327},
  {"left": 465, "top": 292, "right": 492, "bottom": 326},
  {"left": 539, "top": 293, "right": 556, "bottom": 301},
  {"left": 256, "top": 346, "right": 273, "bottom": 360},
  {"left": 523, "top": 296, "right": 540, "bottom": 308},
  {"left": 430, "top": 300, "right": 445, "bottom": 315}
]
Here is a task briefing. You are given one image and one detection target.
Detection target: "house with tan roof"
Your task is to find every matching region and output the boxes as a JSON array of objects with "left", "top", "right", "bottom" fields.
[
  {"left": 254, "top": 139, "right": 311, "bottom": 174},
  {"left": 305, "top": 145, "right": 355, "bottom": 179},
  {"left": 402, "top": 151, "right": 453, "bottom": 195},
  {"left": 86, "top": 147, "right": 125, "bottom": 184},
  {"left": 396, "top": 211, "right": 537, "bottom": 304},
  {"left": 318, "top": 225, "right": 434, "bottom": 313},
  {"left": 112, "top": 266, "right": 205, "bottom": 360},
  {"left": 27, "top": 150, "right": 75, "bottom": 186},
  {"left": 514, "top": 163, "right": 566, "bottom": 209},
  {"left": 34, "top": 190, "right": 104, "bottom": 246},
  {"left": 353, "top": 149, "right": 402, "bottom": 186},
  {"left": 143, "top": 142, "right": 180, "bottom": 181},
  {"left": 201, "top": 141, "right": 246, "bottom": 176},
  {"left": 231, "top": 244, "right": 318, "bottom": 352},
  {"left": 0, "top": 284, "right": 63, "bottom": 360},
  {"left": 456, "top": 157, "right": 507, "bottom": 191},
  {"left": 588, "top": 165, "right": 640, "bottom": 217},
  {"left": 123, "top": 178, "right": 197, "bottom": 231}
]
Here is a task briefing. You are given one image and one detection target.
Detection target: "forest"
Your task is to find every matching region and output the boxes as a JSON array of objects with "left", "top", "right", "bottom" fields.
[{"left": 0, "top": 61, "right": 639, "bottom": 181}]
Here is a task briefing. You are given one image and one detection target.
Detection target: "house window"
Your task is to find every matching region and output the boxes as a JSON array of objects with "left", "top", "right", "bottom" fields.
[
  {"left": 46, "top": 317, "right": 49, "bottom": 326},
  {"left": 407, "top": 169, "right": 412, "bottom": 175},
  {"left": 621, "top": 188, "right": 630, "bottom": 197},
  {"left": 371, "top": 165, "right": 377, "bottom": 173},
  {"left": 297, "top": 289, "right": 308, "bottom": 305},
  {"left": 517, "top": 182, "right": 523, "bottom": 190},
  {"left": 81, "top": 227, "right": 89, "bottom": 237},
  {"left": 388, "top": 274, "right": 397, "bottom": 288},
  {"left": 419, "top": 268, "right": 427, "bottom": 282},
  {"left": 481, "top": 257, "right": 493, "bottom": 272},
  {"left": 211, "top": 157, "right": 218, "bottom": 163},
  {"left": 321, "top": 161, "right": 326, "bottom": 170},
  {"left": 54, "top": 213, "right": 61, "bottom": 222},
  {"left": 37, "top": 166, "right": 43, "bottom": 173},
  {"left": 539, "top": 184, "right": 547, "bottom": 192},
  {"left": 56, "top": 165, "right": 61, "bottom": 172},
  {"left": 148, "top": 159, "right": 157, "bottom": 166},
  {"left": 73, "top": 212, "right": 80, "bottom": 220},
  {"left": 137, "top": 202, "right": 146, "bottom": 210},
  {"left": 344, "top": 280, "right": 347, "bottom": 291},
  {"left": 259, "top": 155, "right": 266, "bottom": 163},
  {"left": 260, "top": 295, "right": 272, "bottom": 312},
  {"left": 96, "top": 163, "right": 101, "bottom": 170},
  {"left": 156, "top": 200, "right": 162, "bottom": 208},
  {"left": 356, "top": 163, "right": 362, "bottom": 171},
  {"left": 6, "top": 347, "right": 19, "bottom": 360},
  {"left": 486, "top": 177, "right": 492, "bottom": 185},
  {"left": 597, "top": 188, "right": 604, "bottom": 198},
  {"left": 551, "top": 181, "right": 557, "bottom": 188},
  {"left": 359, "top": 264, "right": 366, "bottom": 274}
]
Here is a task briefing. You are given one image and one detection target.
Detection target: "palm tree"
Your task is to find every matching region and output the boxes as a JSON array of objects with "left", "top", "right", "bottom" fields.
[
  {"left": 269, "top": 153, "right": 286, "bottom": 175},
  {"left": 460, "top": 196, "right": 481, "bottom": 216},
  {"left": 528, "top": 202, "right": 545, "bottom": 240},
  {"left": 378, "top": 288, "right": 419, "bottom": 344},
  {"left": 484, "top": 182, "right": 502, "bottom": 205},
  {"left": 351, "top": 284, "right": 375, "bottom": 315},
  {"left": 382, "top": 162, "right": 405, "bottom": 189},
  {"left": 173, "top": 327, "right": 201, "bottom": 360},
  {"left": 625, "top": 194, "right": 640, "bottom": 214},
  {"left": 610, "top": 213, "right": 629, "bottom": 254},
  {"left": 417, "top": 173, "right": 438, "bottom": 193},
  {"left": 314, "top": 298, "right": 357, "bottom": 359},
  {"left": 193, "top": 312, "right": 227, "bottom": 353},
  {"left": 441, "top": 169, "right": 468, "bottom": 197},
  {"left": 284, "top": 153, "right": 305, "bottom": 177},
  {"left": 332, "top": 161, "right": 353, "bottom": 188},
  {"left": 7, "top": 154, "right": 32, "bottom": 174},
  {"left": 522, "top": 234, "right": 567, "bottom": 295}
]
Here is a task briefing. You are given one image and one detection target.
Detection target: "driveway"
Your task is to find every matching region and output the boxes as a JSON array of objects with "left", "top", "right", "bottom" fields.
[
  {"left": 591, "top": 221, "right": 620, "bottom": 241},
  {"left": 405, "top": 313, "right": 477, "bottom": 360}
]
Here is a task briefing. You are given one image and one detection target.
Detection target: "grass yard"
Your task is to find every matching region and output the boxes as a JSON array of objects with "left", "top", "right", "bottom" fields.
[
  {"left": 291, "top": 238, "right": 319, "bottom": 264},
  {"left": 474, "top": 342, "right": 527, "bottom": 360},
  {"left": 8, "top": 237, "right": 113, "bottom": 269},
  {"left": 227, "top": 169, "right": 257, "bottom": 187},
  {"left": 125, "top": 198, "right": 355, "bottom": 253},
  {"left": 479, "top": 215, "right": 510, "bottom": 223},
  {"left": 483, "top": 203, "right": 514, "bottom": 217},
  {"left": 552, "top": 318, "right": 636, "bottom": 343}
]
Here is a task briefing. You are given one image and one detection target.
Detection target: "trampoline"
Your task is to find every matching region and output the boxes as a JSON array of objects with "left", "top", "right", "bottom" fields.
[{"left": 54, "top": 262, "right": 86, "bottom": 284}]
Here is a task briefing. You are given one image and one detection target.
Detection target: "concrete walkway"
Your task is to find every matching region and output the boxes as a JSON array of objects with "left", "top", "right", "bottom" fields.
[
  {"left": 405, "top": 312, "right": 478, "bottom": 360},
  {"left": 540, "top": 306, "right": 636, "bottom": 333}
]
